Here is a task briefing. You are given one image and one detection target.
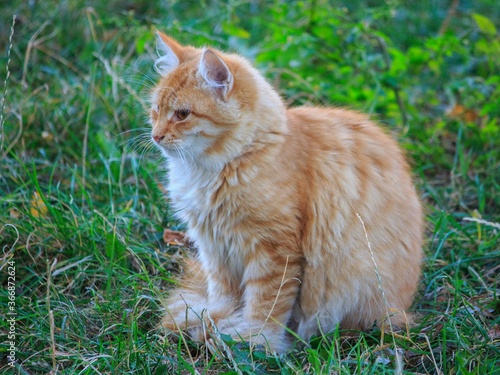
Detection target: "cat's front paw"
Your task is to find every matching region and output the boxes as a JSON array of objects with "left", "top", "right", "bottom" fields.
[
  {"left": 214, "top": 314, "right": 291, "bottom": 353},
  {"left": 161, "top": 295, "right": 228, "bottom": 342},
  {"left": 160, "top": 290, "right": 210, "bottom": 332}
]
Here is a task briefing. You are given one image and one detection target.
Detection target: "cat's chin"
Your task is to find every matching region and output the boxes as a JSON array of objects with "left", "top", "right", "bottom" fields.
[
  {"left": 157, "top": 145, "right": 182, "bottom": 159},
  {"left": 154, "top": 136, "right": 217, "bottom": 162},
  {"left": 153, "top": 142, "right": 193, "bottom": 160}
]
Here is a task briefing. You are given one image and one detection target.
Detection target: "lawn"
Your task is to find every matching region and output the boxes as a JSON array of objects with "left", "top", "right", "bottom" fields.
[{"left": 1, "top": 0, "right": 499, "bottom": 373}]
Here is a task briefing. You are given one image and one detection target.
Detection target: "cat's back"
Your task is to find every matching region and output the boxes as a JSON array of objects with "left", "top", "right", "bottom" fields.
[
  {"left": 286, "top": 106, "right": 404, "bottom": 163},
  {"left": 285, "top": 106, "right": 414, "bottom": 191}
]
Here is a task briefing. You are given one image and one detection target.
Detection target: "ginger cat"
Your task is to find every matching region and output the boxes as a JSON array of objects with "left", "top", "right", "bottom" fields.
[{"left": 151, "top": 32, "right": 423, "bottom": 353}]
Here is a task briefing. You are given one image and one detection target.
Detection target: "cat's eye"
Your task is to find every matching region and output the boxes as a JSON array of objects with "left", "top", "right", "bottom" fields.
[{"left": 174, "top": 109, "right": 190, "bottom": 121}]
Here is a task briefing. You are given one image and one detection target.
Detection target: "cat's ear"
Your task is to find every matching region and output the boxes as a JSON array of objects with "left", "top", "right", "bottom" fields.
[
  {"left": 198, "top": 49, "right": 234, "bottom": 99},
  {"left": 155, "top": 31, "right": 181, "bottom": 76}
]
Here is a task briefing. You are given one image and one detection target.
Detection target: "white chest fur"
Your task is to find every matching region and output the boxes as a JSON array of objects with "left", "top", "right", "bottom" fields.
[{"left": 166, "top": 159, "right": 256, "bottom": 282}]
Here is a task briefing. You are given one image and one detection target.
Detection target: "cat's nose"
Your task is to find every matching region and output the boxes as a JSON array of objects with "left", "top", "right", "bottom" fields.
[{"left": 153, "top": 134, "right": 164, "bottom": 143}]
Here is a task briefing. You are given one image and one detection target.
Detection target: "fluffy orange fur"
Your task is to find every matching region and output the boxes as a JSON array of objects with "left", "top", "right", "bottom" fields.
[{"left": 150, "top": 32, "right": 423, "bottom": 352}]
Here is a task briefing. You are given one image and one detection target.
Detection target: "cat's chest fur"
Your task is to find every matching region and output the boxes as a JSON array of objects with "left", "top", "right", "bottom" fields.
[{"left": 166, "top": 158, "right": 264, "bottom": 280}]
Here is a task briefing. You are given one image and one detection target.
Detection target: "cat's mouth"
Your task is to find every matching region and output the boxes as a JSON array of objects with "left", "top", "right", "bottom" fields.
[
  {"left": 152, "top": 136, "right": 184, "bottom": 148},
  {"left": 152, "top": 134, "right": 203, "bottom": 159}
]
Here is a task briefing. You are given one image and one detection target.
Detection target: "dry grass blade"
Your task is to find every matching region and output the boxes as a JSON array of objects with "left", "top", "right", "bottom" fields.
[
  {"left": 356, "top": 212, "right": 402, "bottom": 375},
  {"left": 0, "top": 15, "right": 16, "bottom": 156}
]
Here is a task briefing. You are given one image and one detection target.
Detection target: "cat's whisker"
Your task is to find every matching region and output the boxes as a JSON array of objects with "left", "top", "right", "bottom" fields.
[
  {"left": 104, "top": 63, "right": 157, "bottom": 93},
  {"left": 121, "top": 77, "right": 156, "bottom": 91},
  {"left": 116, "top": 127, "right": 151, "bottom": 138},
  {"left": 121, "top": 72, "right": 156, "bottom": 83},
  {"left": 172, "top": 143, "right": 185, "bottom": 164},
  {"left": 112, "top": 62, "right": 158, "bottom": 86},
  {"left": 121, "top": 132, "right": 149, "bottom": 148},
  {"left": 135, "top": 141, "right": 160, "bottom": 168},
  {"left": 122, "top": 134, "right": 155, "bottom": 158},
  {"left": 176, "top": 139, "right": 195, "bottom": 162},
  {"left": 177, "top": 142, "right": 192, "bottom": 165},
  {"left": 95, "top": 53, "right": 150, "bottom": 111}
]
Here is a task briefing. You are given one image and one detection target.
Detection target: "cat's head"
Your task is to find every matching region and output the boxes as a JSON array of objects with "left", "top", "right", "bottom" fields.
[{"left": 150, "top": 32, "right": 285, "bottom": 166}]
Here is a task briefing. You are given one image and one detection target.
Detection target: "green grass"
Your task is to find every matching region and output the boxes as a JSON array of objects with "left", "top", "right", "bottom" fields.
[{"left": 1, "top": 0, "right": 499, "bottom": 373}]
